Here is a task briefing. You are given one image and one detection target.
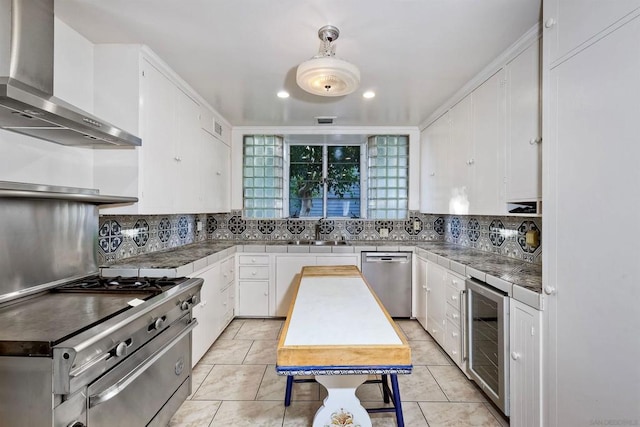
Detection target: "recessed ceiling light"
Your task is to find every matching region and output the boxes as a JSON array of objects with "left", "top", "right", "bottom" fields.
[
  {"left": 363, "top": 91, "right": 376, "bottom": 99},
  {"left": 277, "top": 91, "right": 290, "bottom": 98}
]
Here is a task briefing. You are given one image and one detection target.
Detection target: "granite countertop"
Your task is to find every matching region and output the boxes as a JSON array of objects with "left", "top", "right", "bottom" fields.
[
  {"left": 104, "top": 241, "right": 236, "bottom": 269},
  {"left": 413, "top": 242, "right": 542, "bottom": 293},
  {"left": 102, "top": 239, "right": 543, "bottom": 307}
]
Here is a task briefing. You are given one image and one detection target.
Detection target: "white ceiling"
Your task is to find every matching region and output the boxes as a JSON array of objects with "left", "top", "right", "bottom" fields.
[{"left": 55, "top": 0, "right": 541, "bottom": 128}]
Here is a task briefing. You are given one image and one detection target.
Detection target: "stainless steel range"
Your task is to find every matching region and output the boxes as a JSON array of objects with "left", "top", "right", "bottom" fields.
[{"left": 0, "top": 182, "right": 202, "bottom": 427}]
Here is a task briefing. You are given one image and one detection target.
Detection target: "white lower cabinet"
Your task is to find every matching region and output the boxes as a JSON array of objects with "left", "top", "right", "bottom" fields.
[
  {"left": 238, "top": 281, "right": 270, "bottom": 316},
  {"left": 189, "top": 255, "right": 235, "bottom": 367},
  {"left": 426, "top": 261, "right": 447, "bottom": 344},
  {"left": 509, "top": 298, "right": 542, "bottom": 427},
  {"left": 191, "top": 262, "right": 220, "bottom": 367},
  {"left": 237, "top": 254, "right": 271, "bottom": 317},
  {"left": 218, "top": 256, "right": 235, "bottom": 328},
  {"left": 439, "top": 269, "right": 467, "bottom": 372},
  {"left": 316, "top": 254, "right": 359, "bottom": 267},
  {"left": 414, "top": 255, "right": 428, "bottom": 329},
  {"left": 275, "top": 256, "right": 315, "bottom": 317},
  {"left": 420, "top": 259, "right": 469, "bottom": 375},
  {"left": 274, "top": 254, "right": 359, "bottom": 317}
]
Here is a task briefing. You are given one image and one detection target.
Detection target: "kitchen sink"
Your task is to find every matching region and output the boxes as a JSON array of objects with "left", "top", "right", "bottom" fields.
[{"left": 287, "top": 240, "right": 349, "bottom": 246}]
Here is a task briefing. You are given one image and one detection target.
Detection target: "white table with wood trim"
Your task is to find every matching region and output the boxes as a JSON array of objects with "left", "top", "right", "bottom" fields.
[{"left": 276, "top": 265, "right": 412, "bottom": 427}]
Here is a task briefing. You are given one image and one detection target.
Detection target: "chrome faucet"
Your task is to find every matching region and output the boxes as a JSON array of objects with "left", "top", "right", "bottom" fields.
[{"left": 315, "top": 219, "right": 323, "bottom": 241}]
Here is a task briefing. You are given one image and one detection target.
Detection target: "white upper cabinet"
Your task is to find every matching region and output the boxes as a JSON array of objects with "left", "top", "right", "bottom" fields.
[
  {"left": 469, "top": 69, "right": 506, "bottom": 215},
  {"left": 137, "top": 60, "right": 179, "bottom": 213},
  {"left": 174, "top": 87, "right": 203, "bottom": 213},
  {"left": 93, "top": 46, "right": 231, "bottom": 214},
  {"left": 421, "top": 71, "right": 507, "bottom": 216},
  {"left": 448, "top": 95, "right": 473, "bottom": 214},
  {"left": 506, "top": 40, "right": 541, "bottom": 204},
  {"left": 420, "top": 30, "right": 542, "bottom": 216},
  {"left": 420, "top": 112, "right": 450, "bottom": 213},
  {"left": 544, "top": 0, "right": 640, "bottom": 65},
  {"left": 202, "top": 132, "right": 231, "bottom": 213}
]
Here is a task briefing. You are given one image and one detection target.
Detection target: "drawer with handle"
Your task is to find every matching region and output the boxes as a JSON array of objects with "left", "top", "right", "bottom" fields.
[
  {"left": 238, "top": 266, "right": 269, "bottom": 280},
  {"left": 239, "top": 255, "right": 270, "bottom": 265},
  {"left": 445, "top": 302, "right": 462, "bottom": 327}
]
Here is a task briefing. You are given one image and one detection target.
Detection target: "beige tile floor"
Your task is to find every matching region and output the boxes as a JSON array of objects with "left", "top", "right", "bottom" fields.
[{"left": 170, "top": 319, "right": 509, "bottom": 427}]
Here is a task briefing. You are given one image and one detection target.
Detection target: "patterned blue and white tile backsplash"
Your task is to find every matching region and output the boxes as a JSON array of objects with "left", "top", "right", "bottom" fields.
[{"left": 98, "top": 211, "right": 541, "bottom": 265}]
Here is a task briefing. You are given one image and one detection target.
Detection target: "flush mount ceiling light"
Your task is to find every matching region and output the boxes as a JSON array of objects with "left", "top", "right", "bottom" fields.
[{"left": 296, "top": 25, "right": 360, "bottom": 97}]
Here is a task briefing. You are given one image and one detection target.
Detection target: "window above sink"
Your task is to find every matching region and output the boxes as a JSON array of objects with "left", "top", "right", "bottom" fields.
[{"left": 242, "top": 134, "right": 409, "bottom": 220}]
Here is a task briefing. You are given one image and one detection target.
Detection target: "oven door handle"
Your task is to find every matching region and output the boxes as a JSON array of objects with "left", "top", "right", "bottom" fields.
[
  {"left": 70, "top": 352, "right": 111, "bottom": 379},
  {"left": 88, "top": 319, "right": 198, "bottom": 409}
]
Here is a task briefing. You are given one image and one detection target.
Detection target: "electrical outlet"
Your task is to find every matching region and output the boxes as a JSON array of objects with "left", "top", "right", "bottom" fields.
[
  {"left": 379, "top": 228, "right": 389, "bottom": 238},
  {"left": 413, "top": 220, "right": 421, "bottom": 231},
  {"left": 196, "top": 220, "right": 203, "bottom": 232}
]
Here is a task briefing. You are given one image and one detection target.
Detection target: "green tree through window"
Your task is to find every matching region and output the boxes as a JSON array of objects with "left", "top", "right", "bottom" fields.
[{"left": 288, "top": 145, "right": 361, "bottom": 218}]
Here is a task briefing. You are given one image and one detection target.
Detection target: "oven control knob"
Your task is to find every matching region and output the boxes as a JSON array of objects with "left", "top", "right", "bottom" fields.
[
  {"left": 154, "top": 317, "right": 165, "bottom": 330},
  {"left": 115, "top": 342, "right": 128, "bottom": 357},
  {"left": 67, "top": 422, "right": 85, "bottom": 427},
  {"left": 180, "top": 301, "right": 190, "bottom": 311}
]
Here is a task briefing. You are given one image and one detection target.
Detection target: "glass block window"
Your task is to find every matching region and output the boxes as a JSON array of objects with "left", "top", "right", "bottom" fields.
[
  {"left": 367, "top": 135, "right": 409, "bottom": 219},
  {"left": 243, "top": 135, "right": 284, "bottom": 218}
]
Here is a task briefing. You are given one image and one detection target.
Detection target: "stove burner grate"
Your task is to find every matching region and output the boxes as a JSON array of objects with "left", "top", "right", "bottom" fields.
[{"left": 55, "top": 276, "right": 185, "bottom": 294}]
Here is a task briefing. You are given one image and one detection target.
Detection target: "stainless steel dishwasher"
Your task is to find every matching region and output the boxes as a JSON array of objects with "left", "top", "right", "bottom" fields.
[{"left": 361, "top": 252, "right": 412, "bottom": 317}]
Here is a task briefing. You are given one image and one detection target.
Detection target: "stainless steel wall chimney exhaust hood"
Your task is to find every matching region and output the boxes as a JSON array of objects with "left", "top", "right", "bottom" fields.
[{"left": 0, "top": 0, "right": 141, "bottom": 147}]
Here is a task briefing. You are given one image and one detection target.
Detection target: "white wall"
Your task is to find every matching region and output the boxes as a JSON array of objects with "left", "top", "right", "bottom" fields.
[
  {"left": 230, "top": 126, "right": 421, "bottom": 213},
  {"left": 0, "top": 18, "right": 95, "bottom": 189},
  {"left": 54, "top": 17, "right": 94, "bottom": 113},
  {"left": 0, "top": 130, "right": 94, "bottom": 187}
]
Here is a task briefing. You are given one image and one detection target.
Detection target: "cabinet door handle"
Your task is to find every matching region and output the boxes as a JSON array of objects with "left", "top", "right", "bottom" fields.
[
  {"left": 451, "top": 295, "right": 457, "bottom": 301},
  {"left": 466, "top": 158, "right": 475, "bottom": 165},
  {"left": 263, "top": 292, "right": 268, "bottom": 296},
  {"left": 544, "top": 286, "right": 556, "bottom": 295},
  {"left": 461, "top": 289, "right": 467, "bottom": 362},
  {"left": 544, "top": 18, "right": 556, "bottom": 28},
  {"left": 511, "top": 351, "right": 521, "bottom": 360},
  {"left": 174, "top": 156, "right": 182, "bottom": 162},
  {"left": 529, "top": 137, "right": 542, "bottom": 145}
]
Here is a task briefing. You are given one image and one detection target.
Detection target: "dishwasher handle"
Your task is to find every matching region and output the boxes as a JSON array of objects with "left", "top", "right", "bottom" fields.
[{"left": 362, "top": 252, "right": 411, "bottom": 263}]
